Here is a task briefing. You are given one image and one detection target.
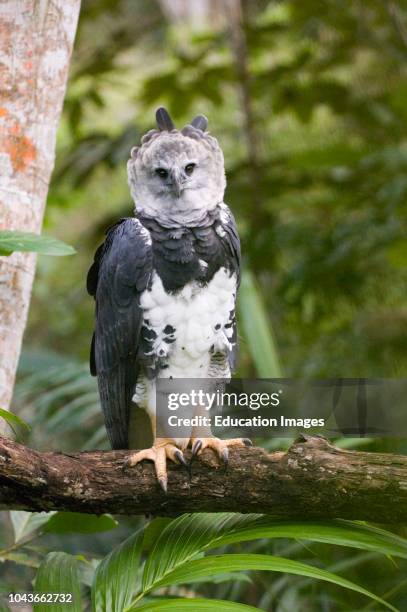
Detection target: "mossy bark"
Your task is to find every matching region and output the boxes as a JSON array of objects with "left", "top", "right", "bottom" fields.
[{"left": 0, "top": 435, "right": 406, "bottom": 521}]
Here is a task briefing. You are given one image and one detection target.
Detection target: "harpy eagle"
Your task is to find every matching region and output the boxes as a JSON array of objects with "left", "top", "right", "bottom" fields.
[{"left": 87, "top": 108, "right": 250, "bottom": 490}]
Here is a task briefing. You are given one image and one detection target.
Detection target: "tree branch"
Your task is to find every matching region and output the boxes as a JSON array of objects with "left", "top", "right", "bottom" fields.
[{"left": 0, "top": 435, "right": 406, "bottom": 522}]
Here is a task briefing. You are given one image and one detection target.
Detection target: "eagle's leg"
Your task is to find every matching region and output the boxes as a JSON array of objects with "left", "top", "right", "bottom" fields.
[
  {"left": 126, "top": 438, "right": 188, "bottom": 493},
  {"left": 190, "top": 437, "right": 252, "bottom": 466}
]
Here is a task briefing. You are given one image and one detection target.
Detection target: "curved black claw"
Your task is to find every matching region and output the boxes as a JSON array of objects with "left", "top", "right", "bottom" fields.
[
  {"left": 174, "top": 449, "right": 190, "bottom": 476},
  {"left": 191, "top": 439, "right": 203, "bottom": 458},
  {"left": 158, "top": 476, "right": 168, "bottom": 494},
  {"left": 242, "top": 438, "right": 253, "bottom": 447},
  {"left": 174, "top": 449, "right": 187, "bottom": 466},
  {"left": 221, "top": 447, "right": 229, "bottom": 467}
]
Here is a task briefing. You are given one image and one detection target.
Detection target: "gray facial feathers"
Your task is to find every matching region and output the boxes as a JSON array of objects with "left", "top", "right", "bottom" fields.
[{"left": 127, "top": 109, "right": 226, "bottom": 224}]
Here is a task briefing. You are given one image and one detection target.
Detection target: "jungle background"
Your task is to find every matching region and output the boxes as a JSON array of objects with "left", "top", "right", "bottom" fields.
[{"left": 1, "top": 0, "right": 407, "bottom": 610}]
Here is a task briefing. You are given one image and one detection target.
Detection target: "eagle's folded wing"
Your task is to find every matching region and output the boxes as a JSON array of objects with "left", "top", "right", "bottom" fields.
[
  {"left": 218, "top": 205, "right": 241, "bottom": 371},
  {"left": 87, "top": 218, "right": 152, "bottom": 449},
  {"left": 220, "top": 205, "right": 241, "bottom": 286}
]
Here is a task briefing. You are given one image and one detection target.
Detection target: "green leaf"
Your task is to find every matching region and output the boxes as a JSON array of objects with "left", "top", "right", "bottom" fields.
[
  {"left": 10, "top": 511, "right": 56, "bottom": 543},
  {"left": 0, "top": 408, "right": 30, "bottom": 440},
  {"left": 142, "top": 518, "right": 172, "bottom": 551},
  {"left": 142, "top": 513, "right": 407, "bottom": 593},
  {"left": 0, "top": 231, "right": 76, "bottom": 256},
  {"left": 238, "top": 269, "right": 283, "bottom": 377},
  {"left": 216, "top": 518, "right": 407, "bottom": 560},
  {"left": 91, "top": 529, "right": 143, "bottom": 612},
  {"left": 142, "top": 514, "right": 259, "bottom": 591},
  {"left": 34, "top": 552, "right": 82, "bottom": 612},
  {"left": 44, "top": 512, "right": 118, "bottom": 534},
  {"left": 150, "top": 554, "right": 397, "bottom": 611},
  {"left": 0, "top": 600, "right": 11, "bottom": 612},
  {"left": 180, "top": 571, "right": 253, "bottom": 586},
  {"left": 0, "top": 549, "right": 41, "bottom": 568},
  {"left": 129, "top": 599, "right": 262, "bottom": 612}
]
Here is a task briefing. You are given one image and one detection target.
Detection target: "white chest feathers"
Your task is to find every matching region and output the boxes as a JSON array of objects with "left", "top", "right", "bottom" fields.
[{"left": 139, "top": 267, "right": 237, "bottom": 377}]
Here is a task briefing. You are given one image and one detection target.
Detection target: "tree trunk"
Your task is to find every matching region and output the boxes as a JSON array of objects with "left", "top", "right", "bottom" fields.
[
  {"left": 1, "top": 434, "right": 406, "bottom": 522},
  {"left": 0, "top": 1, "right": 81, "bottom": 427}
]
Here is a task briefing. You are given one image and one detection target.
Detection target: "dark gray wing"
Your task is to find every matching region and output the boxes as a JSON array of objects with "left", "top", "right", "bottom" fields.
[
  {"left": 219, "top": 205, "right": 241, "bottom": 287},
  {"left": 217, "top": 205, "right": 241, "bottom": 371},
  {"left": 87, "top": 218, "right": 152, "bottom": 449}
]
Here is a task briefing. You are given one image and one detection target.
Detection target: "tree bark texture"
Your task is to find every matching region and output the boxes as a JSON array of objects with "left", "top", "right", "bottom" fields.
[
  {"left": 0, "top": 435, "right": 406, "bottom": 522},
  {"left": 0, "top": 1, "right": 81, "bottom": 423}
]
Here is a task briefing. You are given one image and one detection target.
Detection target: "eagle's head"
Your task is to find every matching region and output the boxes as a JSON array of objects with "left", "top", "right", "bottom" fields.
[{"left": 127, "top": 108, "right": 226, "bottom": 225}]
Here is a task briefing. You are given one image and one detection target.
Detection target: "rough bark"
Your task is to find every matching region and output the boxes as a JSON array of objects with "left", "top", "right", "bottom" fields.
[
  {"left": 0, "top": 434, "right": 406, "bottom": 522},
  {"left": 0, "top": 1, "right": 81, "bottom": 424}
]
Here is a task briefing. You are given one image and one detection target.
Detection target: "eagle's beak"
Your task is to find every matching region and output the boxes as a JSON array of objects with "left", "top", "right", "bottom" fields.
[{"left": 171, "top": 169, "right": 183, "bottom": 197}]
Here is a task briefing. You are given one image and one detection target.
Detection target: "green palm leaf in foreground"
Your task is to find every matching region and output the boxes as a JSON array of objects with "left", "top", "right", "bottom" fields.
[
  {"left": 135, "top": 554, "right": 396, "bottom": 611},
  {"left": 92, "top": 531, "right": 143, "bottom": 612},
  {"left": 142, "top": 513, "right": 407, "bottom": 590},
  {"left": 34, "top": 552, "right": 82, "bottom": 612},
  {"left": 132, "top": 599, "right": 262, "bottom": 611},
  {"left": 92, "top": 513, "right": 403, "bottom": 611}
]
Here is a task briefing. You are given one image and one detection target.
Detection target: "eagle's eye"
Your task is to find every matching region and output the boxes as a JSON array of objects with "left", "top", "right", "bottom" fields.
[
  {"left": 155, "top": 168, "right": 168, "bottom": 179},
  {"left": 185, "top": 163, "right": 196, "bottom": 176}
]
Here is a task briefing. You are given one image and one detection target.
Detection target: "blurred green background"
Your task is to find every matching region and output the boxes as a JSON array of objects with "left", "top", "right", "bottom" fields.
[
  {"left": 25, "top": 0, "right": 407, "bottom": 377},
  {"left": 14, "top": 0, "right": 407, "bottom": 450},
  {"left": 3, "top": 0, "right": 407, "bottom": 609}
]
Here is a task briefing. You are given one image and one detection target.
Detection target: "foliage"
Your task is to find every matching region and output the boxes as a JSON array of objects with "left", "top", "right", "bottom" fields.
[
  {"left": 0, "top": 408, "right": 30, "bottom": 442},
  {"left": 13, "top": 349, "right": 106, "bottom": 451},
  {"left": 2, "top": 512, "right": 406, "bottom": 610},
  {"left": 26, "top": 0, "right": 406, "bottom": 378},
  {"left": 92, "top": 530, "right": 143, "bottom": 611},
  {"left": 0, "top": 231, "right": 75, "bottom": 257},
  {"left": 239, "top": 270, "right": 282, "bottom": 377},
  {"left": 34, "top": 552, "right": 83, "bottom": 612}
]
